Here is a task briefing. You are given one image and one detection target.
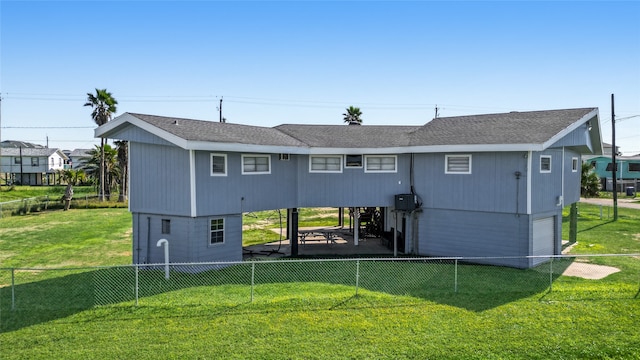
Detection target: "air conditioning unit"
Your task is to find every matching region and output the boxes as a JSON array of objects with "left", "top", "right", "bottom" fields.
[{"left": 395, "top": 194, "right": 417, "bottom": 211}]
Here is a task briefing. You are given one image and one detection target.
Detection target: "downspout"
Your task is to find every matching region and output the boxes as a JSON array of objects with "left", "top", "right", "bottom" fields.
[
  {"left": 189, "top": 150, "right": 197, "bottom": 217},
  {"left": 526, "top": 151, "right": 532, "bottom": 215}
]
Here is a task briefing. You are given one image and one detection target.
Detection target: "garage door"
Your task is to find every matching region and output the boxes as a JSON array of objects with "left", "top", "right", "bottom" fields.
[{"left": 532, "top": 217, "right": 555, "bottom": 265}]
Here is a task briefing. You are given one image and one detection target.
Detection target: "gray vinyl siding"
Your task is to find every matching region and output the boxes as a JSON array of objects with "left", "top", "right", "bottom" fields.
[
  {"left": 413, "top": 152, "right": 528, "bottom": 214},
  {"left": 549, "top": 125, "right": 593, "bottom": 150},
  {"left": 129, "top": 142, "right": 192, "bottom": 216},
  {"left": 563, "top": 149, "right": 582, "bottom": 204},
  {"left": 132, "top": 213, "right": 242, "bottom": 264},
  {"left": 530, "top": 150, "right": 564, "bottom": 213},
  {"left": 194, "top": 152, "right": 298, "bottom": 215},
  {"left": 296, "top": 154, "right": 412, "bottom": 207},
  {"left": 106, "top": 124, "right": 176, "bottom": 147},
  {"left": 418, "top": 209, "right": 530, "bottom": 268}
]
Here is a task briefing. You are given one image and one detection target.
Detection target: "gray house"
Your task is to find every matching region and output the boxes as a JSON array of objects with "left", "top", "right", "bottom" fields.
[{"left": 96, "top": 108, "right": 602, "bottom": 268}]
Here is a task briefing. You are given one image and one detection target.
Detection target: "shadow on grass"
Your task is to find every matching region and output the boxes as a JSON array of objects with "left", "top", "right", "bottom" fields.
[
  {"left": 577, "top": 220, "right": 615, "bottom": 233},
  {"left": 0, "top": 258, "right": 578, "bottom": 333}
]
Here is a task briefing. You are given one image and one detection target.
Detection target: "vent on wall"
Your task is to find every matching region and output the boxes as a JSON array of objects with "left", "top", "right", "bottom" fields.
[{"left": 279, "top": 154, "right": 290, "bottom": 161}]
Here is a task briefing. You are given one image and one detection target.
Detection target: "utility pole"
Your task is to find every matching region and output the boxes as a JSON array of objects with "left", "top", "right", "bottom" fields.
[
  {"left": 611, "top": 94, "right": 618, "bottom": 221},
  {"left": 218, "top": 97, "right": 225, "bottom": 123}
]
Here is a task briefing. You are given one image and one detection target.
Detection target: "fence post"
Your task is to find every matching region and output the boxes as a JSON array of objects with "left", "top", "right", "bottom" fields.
[
  {"left": 549, "top": 257, "right": 554, "bottom": 292},
  {"left": 355, "top": 260, "right": 360, "bottom": 296},
  {"left": 11, "top": 268, "right": 15, "bottom": 310},
  {"left": 135, "top": 264, "right": 139, "bottom": 306},
  {"left": 599, "top": 205, "right": 603, "bottom": 220},
  {"left": 251, "top": 262, "right": 255, "bottom": 303},
  {"left": 454, "top": 259, "right": 458, "bottom": 293}
]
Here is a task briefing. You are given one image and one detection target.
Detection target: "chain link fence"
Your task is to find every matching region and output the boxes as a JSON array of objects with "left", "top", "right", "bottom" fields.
[{"left": 1, "top": 255, "right": 638, "bottom": 312}]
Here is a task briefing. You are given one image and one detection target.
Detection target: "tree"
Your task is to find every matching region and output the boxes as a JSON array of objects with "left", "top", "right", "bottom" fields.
[
  {"left": 581, "top": 162, "right": 600, "bottom": 197},
  {"left": 342, "top": 106, "right": 363, "bottom": 124},
  {"left": 114, "top": 140, "right": 128, "bottom": 202},
  {"left": 83, "top": 144, "right": 120, "bottom": 200},
  {"left": 84, "top": 89, "right": 118, "bottom": 201}
]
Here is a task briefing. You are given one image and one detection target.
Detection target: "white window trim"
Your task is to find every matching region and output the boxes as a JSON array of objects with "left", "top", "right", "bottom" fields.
[
  {"left": 241, "top": 154, "right": 271, "bottom": 175},
  {"left": 209, "top": 218, "right": 225, "bottom": 246},
  {"left": 571, "top": 157, "right": 579, "bottom": 172},
  {"left": 345, "top": 154, "right": 363, "bottom": 168},
  {"left": 210, "top": 153, "right": 227, "bottom": 177},
  {"left": 364, "top": 155, "right": 397, "bottom": 173},
  {"left": 309, "top": 155, "right": 343, "bottom": 173},
  {"left": 445, "top": 154, "right": 472, "bottom": 174},
  {"left": 540, "top": 155, "right": 552, "bottom": 173}
]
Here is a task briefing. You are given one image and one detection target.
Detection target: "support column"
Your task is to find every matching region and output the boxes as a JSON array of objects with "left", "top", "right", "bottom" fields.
[
  {"left": 291, "top": 208, "right": 299, "bottom": 256},
  {"left": 338, "top": 207, "right": 344, "bottom": 227},
  {"left": 354, "top": 207, "right": 359, "bottom": 246}
]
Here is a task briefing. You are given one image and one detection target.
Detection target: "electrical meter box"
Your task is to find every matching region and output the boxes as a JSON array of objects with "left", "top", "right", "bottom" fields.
[{"left": 395, "top": 194, "right": 417, "bottom": 211}]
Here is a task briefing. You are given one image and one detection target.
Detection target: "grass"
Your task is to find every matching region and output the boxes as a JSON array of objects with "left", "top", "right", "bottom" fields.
[
  {"left": 0, "top": 203, "right": 639, "bottom": 359},
  {"left": 0, "top": 185, "right": 97, "bottom": 202}
]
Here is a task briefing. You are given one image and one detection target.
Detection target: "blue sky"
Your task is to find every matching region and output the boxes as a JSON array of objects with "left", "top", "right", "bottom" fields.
[{"left": 1, "top": 1, "right": 639, "bottom": 154}]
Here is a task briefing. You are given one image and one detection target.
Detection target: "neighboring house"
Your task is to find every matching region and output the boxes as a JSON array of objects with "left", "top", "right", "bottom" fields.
[
  {"left": 0, "top": 147, "right": 69, "bottom": 185},
  {"left": 68, "top": 149, "right": 93, "bottom": 169},
  {"left": 96, "top": 108, "right": 602, "bottom": 268},
  {"left": 585, "top": 155, "right": 640, "bottom": 191}
]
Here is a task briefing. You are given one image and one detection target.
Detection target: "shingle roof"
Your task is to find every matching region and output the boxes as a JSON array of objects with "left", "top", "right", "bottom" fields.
[
  {"left": 409, "top": 108, "right": 597, "bottom": 146},
  {"left": 0, "top": 148, "right": 64, "bottom": 157},
  {"left": 101, "top": 108, "right": 599, "bottom": 153},
  {"left": 275, "top": 124, "right": 419, "bottom": 148},
  {"left": 69, "top": 149, "right": 93, "bottom": 157},
  {"left": 129, "top": 113, "right": 307, "bottom": 147}
]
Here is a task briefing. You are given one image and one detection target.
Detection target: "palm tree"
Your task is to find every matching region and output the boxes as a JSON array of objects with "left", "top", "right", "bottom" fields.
[
  {"left": 83, "top": 144, "right": 120, "bottom": 200},
  {"left": 114, "top": 140, "right": 128, "bottom": 202},
  {"left": 84, "top": 88, "right": 118, "bottom": 201},
  {"left": 343, "top": 106, "right": 363, "bottom": 125}
]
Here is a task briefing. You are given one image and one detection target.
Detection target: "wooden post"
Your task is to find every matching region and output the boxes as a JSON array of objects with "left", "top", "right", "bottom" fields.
[
  {"left": 291, "top": 208, "right": 298, "bottom": 256},
  {"left": 569, "top": 203, "right": 577, "bottom": 243}
]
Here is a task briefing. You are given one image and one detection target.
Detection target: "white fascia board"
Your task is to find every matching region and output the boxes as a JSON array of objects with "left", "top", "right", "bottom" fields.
[
  {"left": 541, "top": 108, "right": 600, "bottom": 151},
  {"left": 95, "top": 113, "right": 189, "bottom": 149},
  {"left": 184, "top": 141, "right": 309, "bottom": 154},
  {"left": 406, "top": 143, "right": 545, "bottom": 153}
]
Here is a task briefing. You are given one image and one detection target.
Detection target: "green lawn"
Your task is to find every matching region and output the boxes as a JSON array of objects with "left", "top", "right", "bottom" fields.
[{"left": 0, "top": 204, "right": 638, "bottom": 359}]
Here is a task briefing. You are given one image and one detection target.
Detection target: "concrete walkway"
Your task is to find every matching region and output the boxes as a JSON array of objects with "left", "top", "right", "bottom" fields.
[{"left": 579, "top": 197, "right": 640, "bottom": 210}]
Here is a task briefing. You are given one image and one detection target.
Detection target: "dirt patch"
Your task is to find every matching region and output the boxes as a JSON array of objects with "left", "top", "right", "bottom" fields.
[{"left": 562, "top": 262, "right": 620, "bottom": 280}]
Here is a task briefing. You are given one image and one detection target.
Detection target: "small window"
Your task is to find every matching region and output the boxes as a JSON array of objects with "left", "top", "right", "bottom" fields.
[
  {"left": 14, "top": 157, "right": 21, "bottom": 164},
  {"left": 161, "top": 219, "right": 171, "bottom": 234},
  {"left": 345, "top": 155, "right": 363, "bottom": 168},
  {"left": 50, "top": 158, "right": 54, "bottom": 167},
  {"left": 629, "top": 163, "right": 640, "bottom": 172},
  {"left": 210, "top": 218, "right": 224, "bottom": 245},
  {"left": 242, "top": 154, "right": 271, "bottom": 174},
  {"left": 31, "top": 157, "right": 39, "bottom": 166},
  {"left": 309, "top": 155, "right": 342, "bottom": 173},
  {"left": 210, "top": 153, "right": 227, "bottom": 176},
  {"left": 365, "top": 155, "right": 397, "bottom": 173},
  {"left": 572, "top": 158, "right": 579, "bottom": 172},
  {"left": 540, "top": 156, "right": 552, "bottom": 173},
  {"left": 279, "top": 154, "right": 290, "bottom": 161},
  {"left": 605, "top": 163, "right": 617, "bottom": 171},
  {"left": 445, "top": 155, "right": 472, "bottom": 174}
]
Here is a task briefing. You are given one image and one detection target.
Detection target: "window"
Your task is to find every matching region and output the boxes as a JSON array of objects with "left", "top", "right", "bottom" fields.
[
  {"left": 31, "top": 157, "right": 39, "bottom": 166},
  {"left": 50, "top": 158, "right": 54, "bottom": 167},
  {"left": 210, "top": 153, "right": 227, "bottom": 176},
  {"left": 365, "top": 155, "right": 397, "bottom": 173},
  {"left": 161, "top": 219, "right": 171, "bottom": 234},
  {"left": 445, "top": 155, "right": 472, "bottom": 174},
  {"left": 345, "top": 155, "right": 363, "bottom": 168},
  {"left": 210, "top": 218, "right": 224, "bottom": 245},
  {"left": 540, "top": 156, "right": 552, "bottom": 173},
  {"left": 590, "top": 161, "right": 596, "bottom": 168},
  {"left": 278, "top": 154, "right": 290, "bottom": 161},
  {"left": 572, "top": 158, "right": 579, "bottom": 172},
  {"left": 14, "top": 157, "right": 21, "bottom": 164},
  {"left": 605, "top": 163, "right": 617, "bottom": 171},
  {"left": 309, "top": 155, "right": 342, "bottom": 172},
  {"left": 629, "top": 163, "right": 640, "bottom": 172},
  {"left": 242, "top": 154, "right": 270, "bottom": 174}
]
